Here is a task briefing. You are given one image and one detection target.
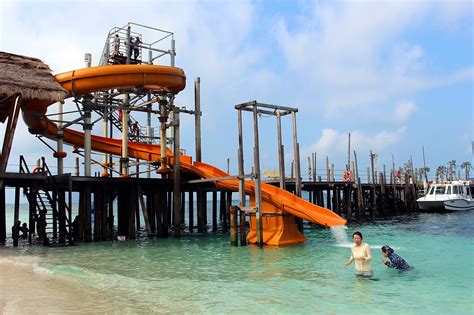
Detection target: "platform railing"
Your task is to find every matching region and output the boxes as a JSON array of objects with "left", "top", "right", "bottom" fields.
[{"left": 99, "top": 22, "right": 175, "bottom": 67}]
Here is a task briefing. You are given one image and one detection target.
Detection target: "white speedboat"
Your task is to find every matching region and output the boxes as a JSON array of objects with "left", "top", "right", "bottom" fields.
[{"left": 417, "top": 181, "right": 474, "bottom": 211}]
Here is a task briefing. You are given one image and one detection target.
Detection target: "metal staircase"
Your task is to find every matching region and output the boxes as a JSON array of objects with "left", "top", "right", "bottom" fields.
[
  {"left": 19, "top": 156, "right": 72, "bottom": 244},
  {"left": 92, "top": 91, "right": 149, "bottom": 142}
]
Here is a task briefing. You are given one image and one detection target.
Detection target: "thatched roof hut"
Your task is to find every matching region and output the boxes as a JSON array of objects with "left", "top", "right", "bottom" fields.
[{"left": 0, "top": 51, "right": 67, "bottom": 122}]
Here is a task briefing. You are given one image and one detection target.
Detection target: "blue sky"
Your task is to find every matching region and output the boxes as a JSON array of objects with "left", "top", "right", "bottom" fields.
[{"left": 0, "top": 0, "right": 472, "bottom": 186}]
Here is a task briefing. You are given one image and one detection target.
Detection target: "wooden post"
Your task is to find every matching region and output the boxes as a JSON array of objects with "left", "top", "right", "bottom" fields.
[
  {"left": 107, "top": 192, "right": 114, "bottom": 238},
  {"left": 410, "top": 157, "right": 417, "bottom": 211},
  {"left": 326, "top": 188, "right": 332, "bottom": 210},
  {"left": 392, "top": 155, "right": 398, "bottom": 213},
  {"left": 197, "top": 190, "right": 207, "bottom": 233},
  {"left": 314, "top": 188, "right": 320, "bottom": 206},
  {"left": 13, "top": 186, "right": 20, "bottom": 246},
  {"left": 294, "top": 143, "right": 303, "bottom": 232},
  {"left": 326, "top": 156, "right": 330, "bottom": 182},
  {"left": 180, "top": 192, "right": 186, "bottom": 226},
  {"left": 0, "top": 96, "right": 21, "bottom": 173},
  {"left": 239, "top": 208, "right": 247, "bottom": 246},
  {"left": 85, "top": 187, "right": 93, "bottom": 242},
  {"left": 344, "top": 185, "right": 351, "bottom": 219},
  {"left": 354, "top": 151, "right": 363, "bottom": 218},
  {"left": 75, "top": 157, "right": 80, "bottom": 176},
  {"left": 333, "top": 187, "right": 340, "bottom": 215},
  {"left": 370, "top": 151, "right": 377, "bottom": 216},
  {"left": 101, "top": 188, "right": 108, "bottom": 241},
  {"left": 225, "top": 191, "right": 232, "bottom": 231},
  {"left": 276, "top": 111, "right": 286, "bottom": 190},
  {"left": 347, "top": 132, "right": 351, "bottom": 170},
  {"left": 202, "top": 191, "right": 208, "bottom": 232},
  {"left": 188, "top": 191, "right": 194, "bottom": 232},
  {"left": 212, "top": 190, "right": 217, "bottom": 232},
  {"left": 77, "top": 190, "right": 85, "bottom": 242},
  {"left": 197, "top": 190, "right": 204, "bottom": 232},
  {"left": 404, "top": 172, "right": 409, "bottom": 212},
  {"left": 307, "top": 156, "right": 311, "bottom": 181},
  {"left": 312, "top": 152, "right": 317, "bottom": 182},
  {"left": 0, "top": 183, "right": 6, "bottom": 243},
  {"left": 291, "top": 106, "right": 302, "bottom": 194},
  {"left": 138, "top": 186, "right": 152, "bottom": 237},
  {"left": 135, "top": 192, "right": 140, "bottom": 234},
  {"left": 155, "top": 190, "right": 164, "bottom": 237},
  {"left": 194, "top": 77, "right": 202, "bottom": 162},
  {"left": 93, "top": 187, "right": 102, "bottom": 242},
  {"left": 237, "top": 108, "right": 247, "bottom": 242},
  {"left": 219, "top": 191, "right": 226, "bottom": 231},
  {"left": 168, "top": 191, "right": 174, "bottom": 232},
  {"left": 230, "top": 206, "right": 238, "bottom": 246},
  {"left": 252, "top": 105, "right": 263, "bottom": 246},
  {"left": 28, "top": 190, "right": 36, "bottom": 244},
  {"left": 383, "top": 164, "right": 387, "bottom": 185},
  {"left": 146, "top": 193, "right": 155, "bottom": 234},
  {"left": 117, "top": 190, "right": 128, "bottom": 239},
  {"left": 351, "top": 161, "right": 355, "bottom": 183},
  {"left": 128, "top": 185, "right": 136, "bottom": 239},
  {"left": 173, "top": 107, "right": 181, "bottom": 238},
  {"left": 379, "top": 172, "right": 385, "bottom": 215},
  {"left": 165, "top": 191, "right": 172, "bottom": 232},
  {"left": 163, "top": 190, "right": 170, "bottom": 237}
]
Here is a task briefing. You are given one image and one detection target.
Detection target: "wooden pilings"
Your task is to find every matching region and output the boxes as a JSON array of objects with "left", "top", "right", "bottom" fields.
[
  {"left": 0, "top": 163, "right": 420, "bottom": 248},
  {"left": 301, "top": 177, "right": 418, "bottom": 221}
]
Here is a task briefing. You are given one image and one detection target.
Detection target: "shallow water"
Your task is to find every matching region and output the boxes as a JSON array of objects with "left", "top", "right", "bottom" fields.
[{"left": 1, "top": 208, "right": 473, "bottom": 314}]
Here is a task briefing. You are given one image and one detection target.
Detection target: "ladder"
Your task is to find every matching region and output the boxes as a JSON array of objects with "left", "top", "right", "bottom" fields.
[{"left": 20, "top": 156, "right": 73, "bottom": 244}]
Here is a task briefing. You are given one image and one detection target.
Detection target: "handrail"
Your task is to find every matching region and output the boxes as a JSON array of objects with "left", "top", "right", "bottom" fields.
[
  {"left": 19, "top": 155, "right": 31, "bottom": 173},
  {"left": 41, "top": 157, "right": 72, "bottom": 226},
  {"left": 19, "top": 156, "right": 73, "bottom": 244}
]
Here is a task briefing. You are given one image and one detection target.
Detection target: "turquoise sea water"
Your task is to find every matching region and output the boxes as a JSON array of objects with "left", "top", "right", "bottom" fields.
[{"left": 1, "top": 206, "right": 473, "bottom": 314}]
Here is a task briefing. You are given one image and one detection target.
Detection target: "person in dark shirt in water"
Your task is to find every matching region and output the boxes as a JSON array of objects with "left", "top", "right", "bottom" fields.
[{"left": 381, "top": 245, "right": 411, "bottom": 270}]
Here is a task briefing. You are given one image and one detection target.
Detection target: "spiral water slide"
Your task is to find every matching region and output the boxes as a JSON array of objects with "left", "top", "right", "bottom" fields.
[{"left": 22, "top": 64, "right": 346, "bottom": 245}]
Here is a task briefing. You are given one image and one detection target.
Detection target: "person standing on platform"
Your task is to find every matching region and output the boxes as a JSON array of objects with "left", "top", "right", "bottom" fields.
[
  {"left": 133, "top": 36, "right": 141, "bottom": 60},
  {"left": 113, "top": 34, "right": 120, "bottom": 56}
]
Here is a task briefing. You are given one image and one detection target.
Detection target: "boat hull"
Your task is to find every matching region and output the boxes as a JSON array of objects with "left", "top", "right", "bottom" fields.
[
  {"left": 417, "top": 200, "right": 445, "bottom": 211},
  {"left": 443, "top": 199, "right": 474, "bottom": 211}
]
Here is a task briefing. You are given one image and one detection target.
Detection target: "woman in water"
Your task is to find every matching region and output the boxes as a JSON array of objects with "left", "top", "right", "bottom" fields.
[
  {"left": 345, "top": 231, "right": 373, "bottom": 277},
  {"left": 381, "top": 245, "right": 411, "bottom": 270}
]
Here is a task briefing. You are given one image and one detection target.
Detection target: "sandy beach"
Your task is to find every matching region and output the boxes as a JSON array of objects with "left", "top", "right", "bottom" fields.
[{"left": 0, "top": 260, "right": 110, "bottom": 314}]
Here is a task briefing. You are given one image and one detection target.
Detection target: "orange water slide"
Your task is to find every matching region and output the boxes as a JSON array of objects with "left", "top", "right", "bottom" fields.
[
  {"left": 179, "top": 161, "right": 346, "bottom": 244},
  {"left": 22, "top": 64, "right": 346, "bottom": 245}
]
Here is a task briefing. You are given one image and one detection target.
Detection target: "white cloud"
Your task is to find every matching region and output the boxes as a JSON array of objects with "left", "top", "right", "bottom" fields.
[
  {"left": 274, "top": 1, "right": 473, "bottom": 118},
  {"left": 303, "top": 127, "right": 407, "bottom": 160},
  {"left": 393, "top": 101, "right": 417, "bottom": 123}
]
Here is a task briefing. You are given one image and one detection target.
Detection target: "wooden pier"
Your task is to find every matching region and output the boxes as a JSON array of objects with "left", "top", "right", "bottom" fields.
[{"left": 0, "top": 159, "right": 420, "bottom": 247}]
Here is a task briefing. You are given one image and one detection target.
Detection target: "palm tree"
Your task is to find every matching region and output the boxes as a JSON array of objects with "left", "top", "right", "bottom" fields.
[
  {"left": 460, "top": 162, "right": 472, "bottom": 180},
  {"left": 448, "top": 160, "right": 457, "bottom": 180},
  {"left": 436, "top": 165, "right": 447, "bottom": 182},
  {"left": 420, "top": 166, "right": 430, "bottom": 181}
]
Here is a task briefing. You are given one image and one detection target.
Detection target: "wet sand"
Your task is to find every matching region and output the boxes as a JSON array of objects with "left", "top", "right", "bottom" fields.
[{"left": 0, "top": 261, "right": 111, "bottom": 314}]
